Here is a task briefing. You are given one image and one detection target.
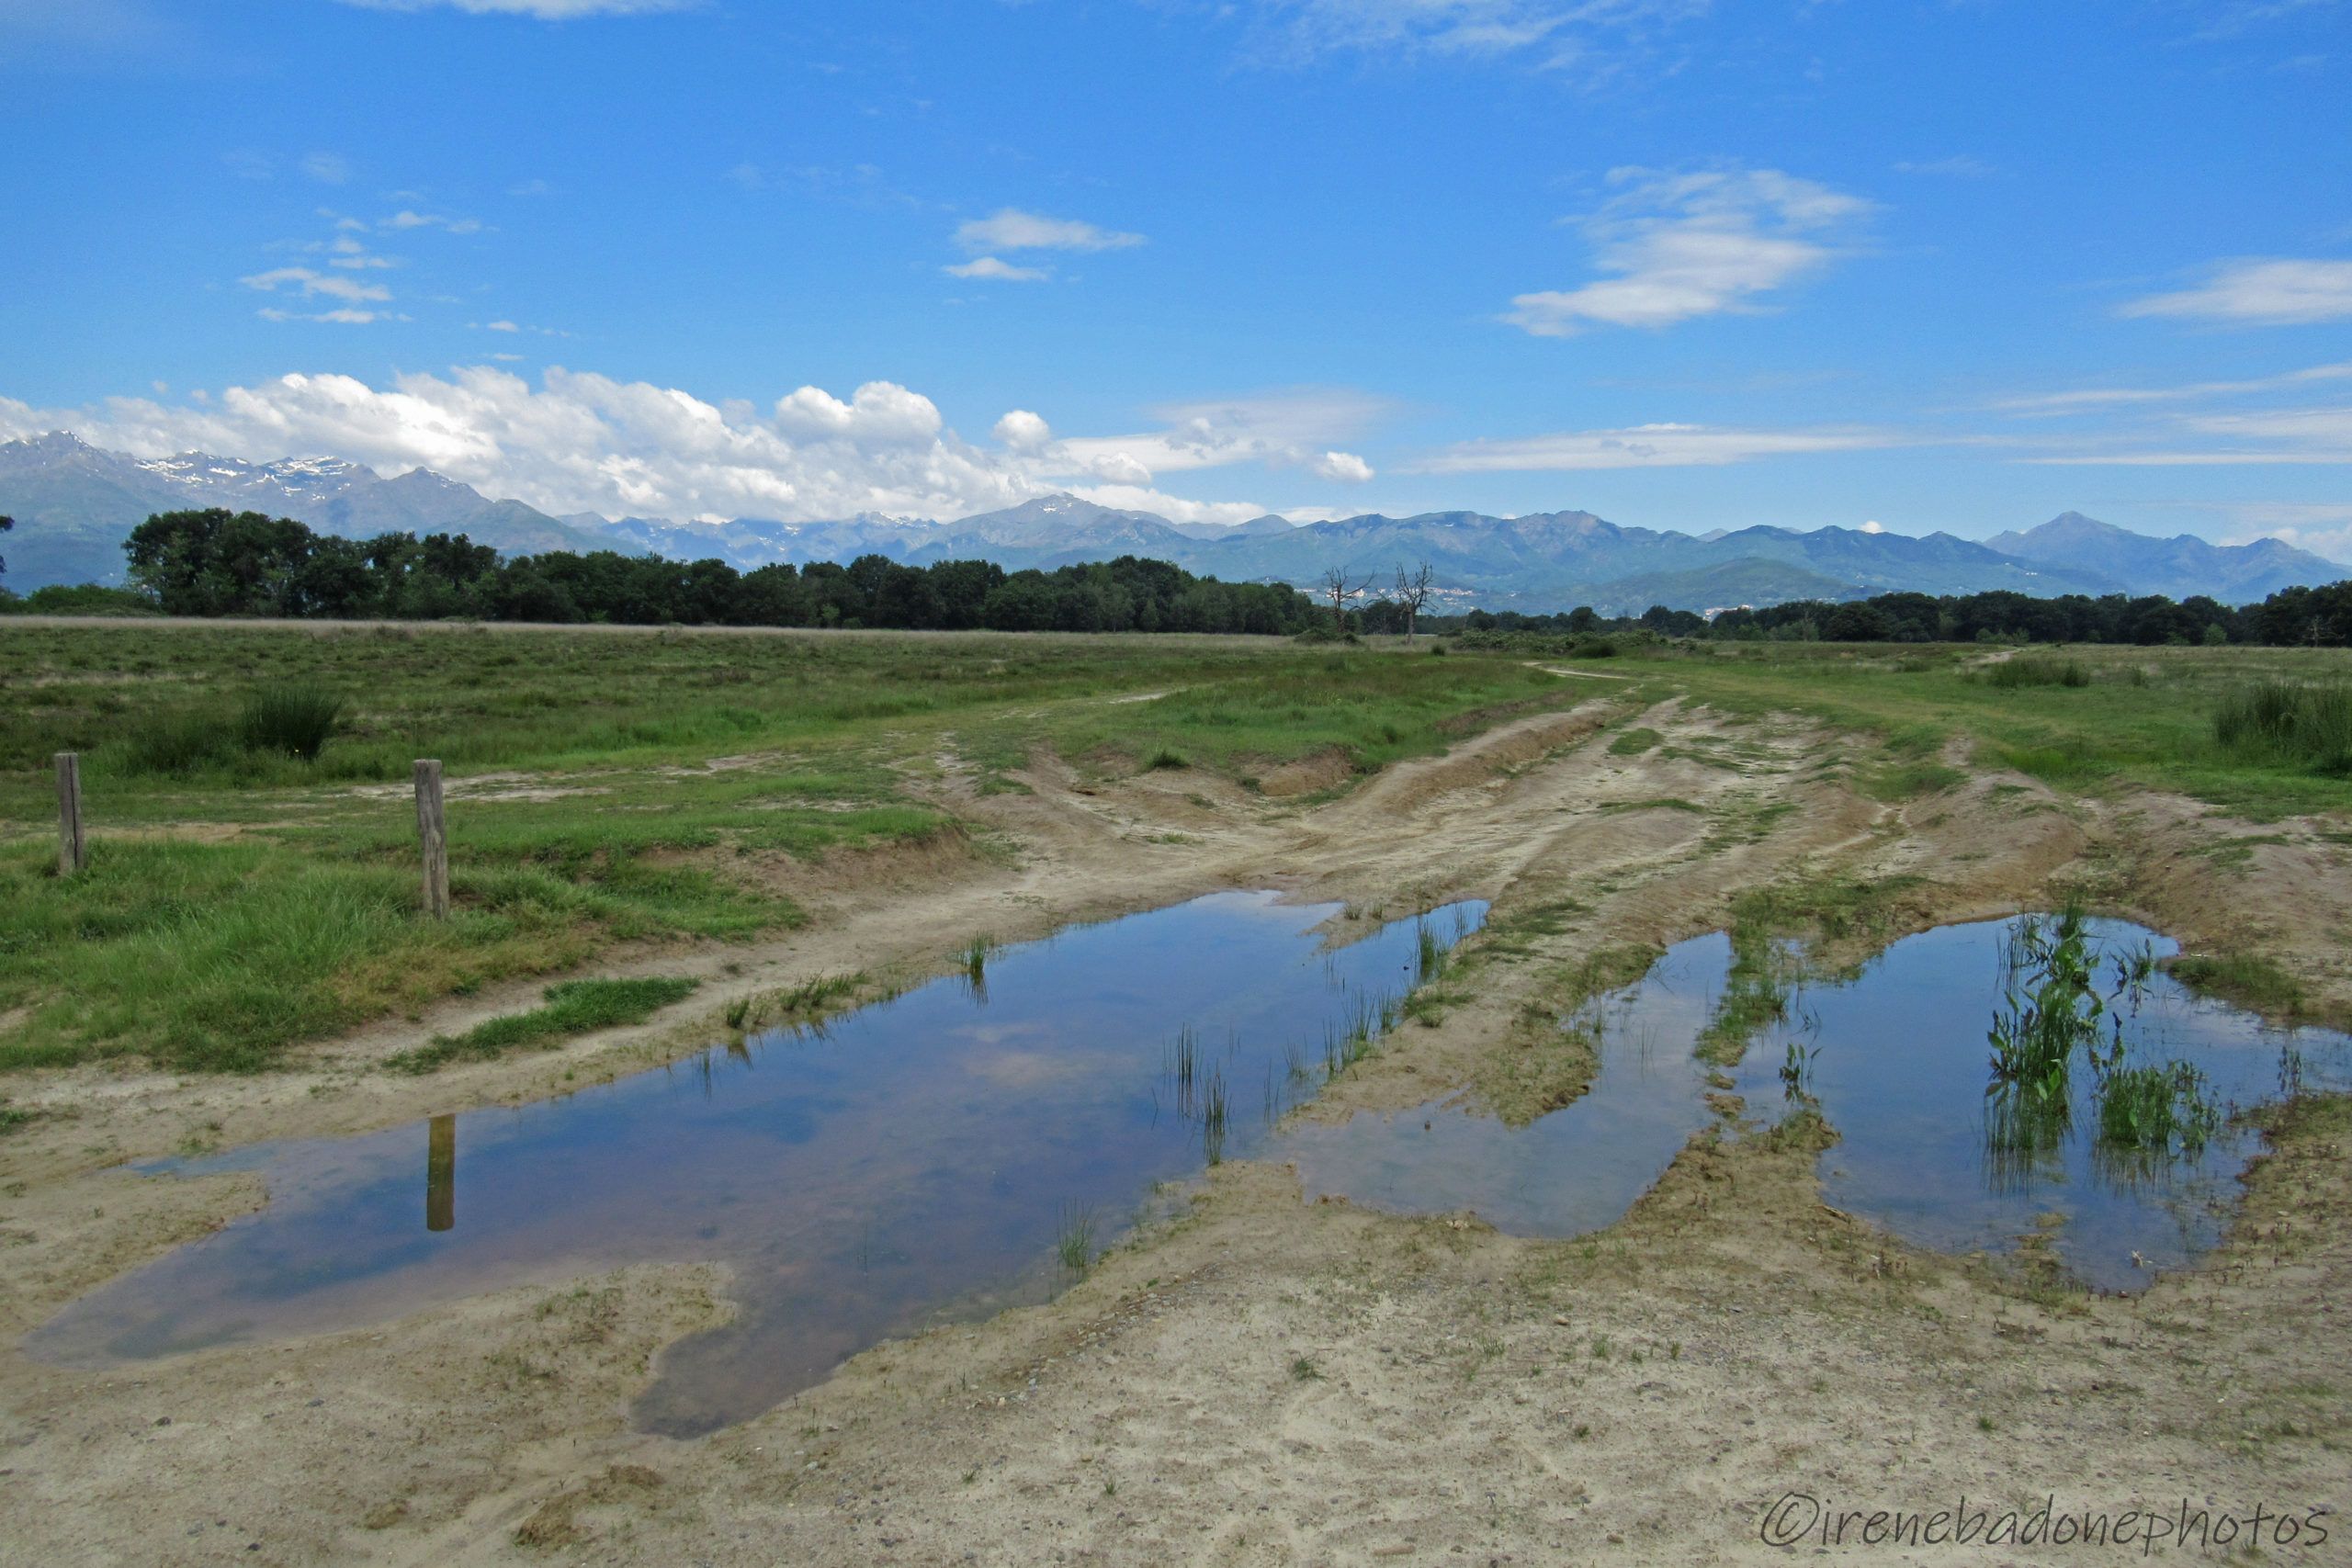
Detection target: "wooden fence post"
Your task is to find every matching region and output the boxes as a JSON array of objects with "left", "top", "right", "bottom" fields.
[
  {"left": 414, "top": 759, "right": 450, "bottom": 919},
  {"left": 55, "top": 752, "right": 85, "bottom": 876}
]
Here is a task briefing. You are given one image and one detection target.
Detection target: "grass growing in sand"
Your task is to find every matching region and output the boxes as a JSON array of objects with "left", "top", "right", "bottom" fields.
[
  {"left": 0, "top": 623, "right": 1572, "bottom": 1070},
  {"left": 390, "top": 976, "right": 702, "bottom": 1074}
]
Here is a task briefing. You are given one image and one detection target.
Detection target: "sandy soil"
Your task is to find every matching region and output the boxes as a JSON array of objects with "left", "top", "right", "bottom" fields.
[{"left": 4, "top": 695, "right": 2350, "bottom": 1565}]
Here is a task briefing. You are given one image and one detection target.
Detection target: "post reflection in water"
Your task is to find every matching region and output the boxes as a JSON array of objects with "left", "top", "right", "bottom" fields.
[
  {"left": 425, "top": 1114, "right": 456, "bottom": 1233},
  {"left": 29, "top": 891, "right": 1488, "bottom": 1438}
]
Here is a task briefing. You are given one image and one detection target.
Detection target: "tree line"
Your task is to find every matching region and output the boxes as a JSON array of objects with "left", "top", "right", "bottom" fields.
[
  {"left": 3, "top": 506, "right": 2346, "bottom": 647},
  {"left": 52, "top": 508, "right": 1321, "bottom": 635},
  {"left": 1438, "top": 582, "right": 2352, "bottom": 648}
]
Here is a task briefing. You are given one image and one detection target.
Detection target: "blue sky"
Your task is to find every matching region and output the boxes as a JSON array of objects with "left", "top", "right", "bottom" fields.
[{"left": 2, "top": 0, "right": 2348, "bottom": 554}]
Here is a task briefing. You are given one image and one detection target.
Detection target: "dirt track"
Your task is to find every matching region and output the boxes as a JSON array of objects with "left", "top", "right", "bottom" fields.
[{"left": 4, "top": 697, "right": 2350, "bottom": 1565}]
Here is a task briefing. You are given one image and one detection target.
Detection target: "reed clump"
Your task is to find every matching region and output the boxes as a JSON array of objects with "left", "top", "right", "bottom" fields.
[
  {"left": 2212, "top": 680, "right": 2352, "bottom": 773},
  {"left": 239, "top": 683, "right": 346, "bottom": 761}
]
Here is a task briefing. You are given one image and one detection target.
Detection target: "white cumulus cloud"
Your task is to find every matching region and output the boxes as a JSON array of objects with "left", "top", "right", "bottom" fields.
[
  {"left": 1506, "top": 165, "right": 1871, "bottom": 336},
  {"left": 993, "top": 410, "right": 1053, "bottom": 450},
  {"left": 0, "top": 369, "right": 1037, "bottom": 522},
  {"left": 1311, "top": 450, "right": 1375, "bottom": 482},
  {"left": 0, "top": 372, "right": 1400, "bottom": 525}
]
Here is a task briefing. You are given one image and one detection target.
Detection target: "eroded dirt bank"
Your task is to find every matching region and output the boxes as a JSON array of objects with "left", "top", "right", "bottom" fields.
[{"left": 4, "top": 701, "right": 2350, "bottom": 1565}]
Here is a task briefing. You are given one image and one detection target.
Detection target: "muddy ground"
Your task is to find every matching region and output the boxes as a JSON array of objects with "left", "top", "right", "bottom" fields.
[{"left": 4, "top": 698, "right": 2349, "bottom": 1564}]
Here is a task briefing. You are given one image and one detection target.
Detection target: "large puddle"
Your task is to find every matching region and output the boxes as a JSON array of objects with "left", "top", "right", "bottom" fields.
[
  {"left": 32, "top": 904, "right": 2350, "bottom": 1435},
  {"left": 30, "top": 891, "right": 1486, "bottom": 1436},
  {"left": 1289, "top": 917, "right": 2352, "bottom": 1290}
]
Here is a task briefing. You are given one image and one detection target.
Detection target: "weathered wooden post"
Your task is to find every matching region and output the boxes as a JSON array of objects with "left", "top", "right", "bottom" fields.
[
  {"left": 414, "top": 759, "right": 450, "bottom": 919},
  {"left": 425, "top": 1113, "right": 456, "bottom": 1233},
  {"left": 55, "top": 751, "right": 85, "bottom": 876}
]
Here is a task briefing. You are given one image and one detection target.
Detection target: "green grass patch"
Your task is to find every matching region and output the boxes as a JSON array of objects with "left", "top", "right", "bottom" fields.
[
  {"left": 0, "top": 836, "right": 785, "bottom": 1072},
  {"left": 1608, "top": 727, "right": 1661, "bottom": 756},
  {"left": 390, "top": 976, "right": 702, "bottom": 1074},
  {"left": 2166, "top": 952, "right": 2308, "bottom": 1018},
  {"left": 1863, "top": 760, "right": 1968, "bottom": 801},
  {"left": 1979, "top": 656, "right": 2090, "bottom": 689}
]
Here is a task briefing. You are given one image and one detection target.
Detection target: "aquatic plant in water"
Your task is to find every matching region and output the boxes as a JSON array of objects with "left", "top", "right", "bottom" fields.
[
  {"left": 2095, "top": 1062, "right": 2220, "bottom": 1155},
  {"left": 1984, "top": 909, "right": 2222, "bottom": 1179},
  {"left": 1985, "top": 909, "right": 2110, "bottom": 1103}
]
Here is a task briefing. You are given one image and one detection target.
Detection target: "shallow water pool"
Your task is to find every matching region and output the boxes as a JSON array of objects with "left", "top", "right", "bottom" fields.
[
  {"left": 30, "top": 891, "right": 1485, "bottom": 1436},
  {"left": 1287, "top": 917, "right": 2351, "bottom": 1290}
]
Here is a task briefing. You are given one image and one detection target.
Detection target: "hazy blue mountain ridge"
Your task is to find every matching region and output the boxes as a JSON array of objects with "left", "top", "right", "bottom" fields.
[{"left": 3, "top": 432, "right": 2344, "bottom": 611}]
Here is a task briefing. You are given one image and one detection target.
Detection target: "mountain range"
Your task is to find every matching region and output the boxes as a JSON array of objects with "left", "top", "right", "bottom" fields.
[{"left": 2, "top": 431, "right": 2344, "bottom": 613}]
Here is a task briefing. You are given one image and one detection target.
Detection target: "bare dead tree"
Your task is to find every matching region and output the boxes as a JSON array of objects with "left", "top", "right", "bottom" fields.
[
  {"left": 1319, "top": 565, "right": 1372, "bottom": 632},
  {"left": 1394, "top": 560, "right": 1435, "bottom": 642}
]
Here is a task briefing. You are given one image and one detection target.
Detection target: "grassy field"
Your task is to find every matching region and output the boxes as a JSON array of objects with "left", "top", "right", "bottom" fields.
[
  {"left": 0, "top": 623, "right": 1569, "bottom": 1071},
  {"left": 1600, "top": 639, "right": 2352, "bottom": 819},
  {"left": 2, "top": 622, "right": 2346, "bottom": 1075}
]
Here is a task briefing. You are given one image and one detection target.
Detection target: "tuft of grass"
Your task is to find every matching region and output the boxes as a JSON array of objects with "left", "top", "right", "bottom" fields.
[
  {"left": 1980, "top": 656, "right": 2091, "bottom": 690},
  {"left": 1144, "top": 747, "right": 1190, "bottom": 771},
  {"left": 959, "top": 933, "right": 997, "bottom": 987},
  {"left": 389, "top": 976, "right": 700, "bottom": 1073},
  {"left": 1054, "top": 1202, "right": 1097, "bottom": 1275},
  {"left": 239, "top": 684, "right": 346, "bottom": 761},
  {"left": 2213, "top": 680, "right": 2352, "bottom": 774},
  {"left": 1201, "top": 1065, "right": 1229, "bottom": 1165},
  {"left": 1416, "top": 922, "right": 1449, "bottom": 986},
  {"left": 1289, "top": 1356, "right": 1322, "bottom": 1382}
]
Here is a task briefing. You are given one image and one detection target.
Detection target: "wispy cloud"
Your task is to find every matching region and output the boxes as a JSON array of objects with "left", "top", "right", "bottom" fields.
[
  {"left": 1232, "top": 0, "right": 1709, "bottom": 75},
  {"left": 953, "top": 209, "right": 1146, "bottom": 254},
  {"left": 2120, "top": 258, "right": 2352, "bottom": 326},
  {"left": 1504, "top": 165, "right": 1872, "bottom": 336},
  {"left": 1040, "top": 389, "right": 1390, "bottom": 486},
  {"left": 255, "top": 307, "right": 400, "bottom": 325},
  {"left": 944, "top": 256, "right": 1050, "bottom": 283},
  {"left": 1994, "top": 361, "right": 2352, "bottom": 414},
  {"left": 2014, "top": 403, "right": 2352, "bottom": 467},
  {"left": 1893, "top": 154, "right": 1995, "bottom": 178},
  {"left": 335, "top": 0, "right": 697, "bottom": 17},
  {"left": 381, "top": 209, "right": 486, "bottom": 234},
  {"left": 299, "top": 152, "right": 350, "bottom": 185},
  {"left": 1413, "top": 421, "right": 1901, "bottom": 471},
  {"left": 241, "top": 266, "right": 392, "bottom": 305}
]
